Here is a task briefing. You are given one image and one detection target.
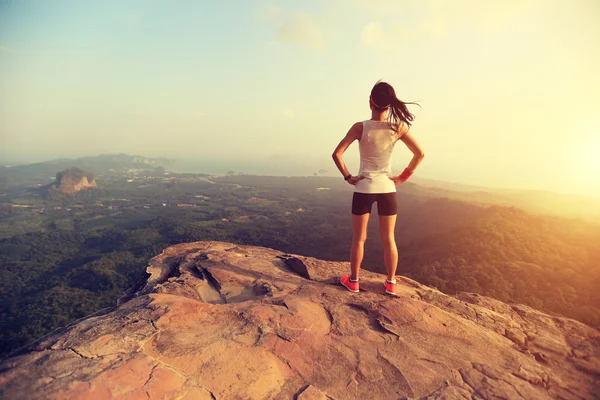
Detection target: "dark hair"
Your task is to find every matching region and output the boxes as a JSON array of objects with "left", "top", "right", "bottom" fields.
[{"left": 370, "top": 80, "right": 419, "bottom": 131}]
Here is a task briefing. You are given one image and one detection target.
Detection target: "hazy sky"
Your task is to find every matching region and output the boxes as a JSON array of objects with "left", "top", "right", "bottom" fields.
[{"left": 1, "top": 0, "right": 599, "bottom": 196}]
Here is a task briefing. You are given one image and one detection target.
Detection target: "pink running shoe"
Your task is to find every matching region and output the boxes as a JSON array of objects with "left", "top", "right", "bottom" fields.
[
  {"left": 340, "top": 274, "right": 359, "bottom": 293},
  {"left": 384, "top": 279, "right": 396, "bottom": 295}
]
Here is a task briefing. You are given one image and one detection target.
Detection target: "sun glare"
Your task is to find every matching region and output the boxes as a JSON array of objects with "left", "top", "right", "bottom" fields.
[{"left": 576, "top": 124, "right": 600, "bottom": 183}]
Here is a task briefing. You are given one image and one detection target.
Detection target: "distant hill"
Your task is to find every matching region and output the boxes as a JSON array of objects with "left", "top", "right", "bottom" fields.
[
  {"left": 48, "top": 167, "right": 97, "bottom": 195},
  {"left": 494, "top": 189, "right": 600, "bottom": 221},
  {"left": 0, "top": 154, "right": 172, "bottom": 190},
  {"left": 409, "top": 177, "right": 600, "bottom": 222},
  {"left": 20, "top": 153, "right": 170, "bottom": 174}
]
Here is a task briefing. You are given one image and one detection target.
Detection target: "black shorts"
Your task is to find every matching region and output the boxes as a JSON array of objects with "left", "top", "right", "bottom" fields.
[{"left": 352, "top": 192, "right": 397, "bottom": 216}]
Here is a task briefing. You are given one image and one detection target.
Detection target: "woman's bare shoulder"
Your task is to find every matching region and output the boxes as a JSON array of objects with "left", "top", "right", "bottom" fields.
[{"left": 349, "top": 121, "right": 364, "bottom": 140}]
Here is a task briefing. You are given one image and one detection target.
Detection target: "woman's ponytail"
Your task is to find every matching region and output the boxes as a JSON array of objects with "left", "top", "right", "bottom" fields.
[{"left": 389, "top": 97, "right": 418, "bottom": 131}]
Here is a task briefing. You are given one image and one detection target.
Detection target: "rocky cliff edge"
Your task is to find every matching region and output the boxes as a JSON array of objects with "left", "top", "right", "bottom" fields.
[{"left": 0, "top": 241, "right": 598, "bottom": 399}]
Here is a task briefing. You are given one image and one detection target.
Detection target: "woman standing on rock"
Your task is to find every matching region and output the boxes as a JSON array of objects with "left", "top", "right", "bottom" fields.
[{"left": 332, "top": 80, "right": 425, "bottom": 295}]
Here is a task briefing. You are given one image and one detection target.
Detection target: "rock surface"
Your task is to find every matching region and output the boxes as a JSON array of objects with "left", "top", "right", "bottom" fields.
[
  {"left": 0, "top": 241, "right": 598, "bottom": 399},
  {"left": 51, "top": 167, "right": 97, "bottom": 194}
]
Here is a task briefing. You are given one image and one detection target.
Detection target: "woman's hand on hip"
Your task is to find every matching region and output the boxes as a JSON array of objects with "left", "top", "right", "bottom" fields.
[
  {"left": 389, "top": 175, "right": 405, "bottom": 185},
  {"left": 347, "top": 176, "right": 365, "bottom": 185}
]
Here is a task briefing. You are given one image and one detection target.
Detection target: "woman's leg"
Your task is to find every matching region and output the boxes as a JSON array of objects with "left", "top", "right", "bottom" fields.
[
  {"left": 379, "top": 214, "right": 398, "bottom": 281},
  {"left": 377, "top": 193, "right": 398, "bottom": 281},
  {"left": 350, "top": 213, "right": 370, "bottom": 281}
]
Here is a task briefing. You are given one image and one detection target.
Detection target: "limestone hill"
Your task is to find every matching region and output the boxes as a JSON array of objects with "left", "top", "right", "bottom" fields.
[
  {"left": 50, "top": 167, "right": 97, "bottom": 195},
  {"left": 0, "top": 242, "right": 598, "bottom": 399}
]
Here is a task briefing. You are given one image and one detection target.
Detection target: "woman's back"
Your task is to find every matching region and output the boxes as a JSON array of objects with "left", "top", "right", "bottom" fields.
[{"left": 354, "top": 120, "right": 399, "bottom": 194}]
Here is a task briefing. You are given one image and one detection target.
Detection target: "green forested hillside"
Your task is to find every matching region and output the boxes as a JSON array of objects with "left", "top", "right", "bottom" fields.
[{"left": 398, "top": 206, "right": 600, "bottom": 325}]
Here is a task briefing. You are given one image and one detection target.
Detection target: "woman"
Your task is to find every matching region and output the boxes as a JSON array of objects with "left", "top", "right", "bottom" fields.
[{"left": 332, "top": 80, "right": 425, "bottom": 295}]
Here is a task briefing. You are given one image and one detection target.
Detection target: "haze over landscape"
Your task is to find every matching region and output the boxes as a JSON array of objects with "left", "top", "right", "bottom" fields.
[
  {"left": 1, "top": 2, "right": 600, "bottom": 397},
  {"left": 1, "top": 0, "right": 600, "bottom": 197}
]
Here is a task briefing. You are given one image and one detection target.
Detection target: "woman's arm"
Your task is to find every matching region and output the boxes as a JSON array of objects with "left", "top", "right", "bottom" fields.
[
  {"left": 391, "top": 126, "right": 425, "bottom": 184},
  {"left": 332, "top": 122, "right": 364, "bottom": 185},
  {"left": 400, "top": 132, "right": 425, "bottom": 171}
]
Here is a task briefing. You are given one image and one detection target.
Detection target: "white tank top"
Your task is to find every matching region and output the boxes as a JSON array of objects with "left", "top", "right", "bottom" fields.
[{"left": 354, "top": 120, "right": 399, "bottom": 194}]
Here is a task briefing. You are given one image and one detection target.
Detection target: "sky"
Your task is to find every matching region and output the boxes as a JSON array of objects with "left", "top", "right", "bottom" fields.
[{"left": 1, "top": 0, "right": 599, "bottom": 197}]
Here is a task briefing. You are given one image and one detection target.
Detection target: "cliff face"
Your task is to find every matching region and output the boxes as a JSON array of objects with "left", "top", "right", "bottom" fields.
[
  {"left": 0, "top": 241, "right": 598, "bottom": 400},
  {"left": 51, "top": 167, "right": 97, "bottom": 194}
]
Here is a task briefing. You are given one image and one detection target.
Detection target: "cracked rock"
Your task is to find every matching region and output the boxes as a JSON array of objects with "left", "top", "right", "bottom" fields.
[{"left": 0, "top": 241, "right": 598, "bottom": 400}]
